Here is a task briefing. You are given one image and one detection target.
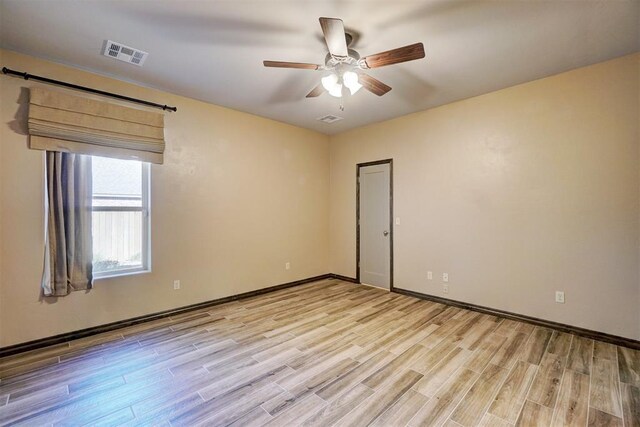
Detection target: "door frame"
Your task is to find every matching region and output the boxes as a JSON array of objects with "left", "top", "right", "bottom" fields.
[{"left": 356, "top": 159, "right": 394, "bottom": 291}]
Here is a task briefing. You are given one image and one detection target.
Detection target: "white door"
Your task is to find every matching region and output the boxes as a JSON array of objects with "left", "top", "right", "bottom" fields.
[{"left": 359, "top": 163, "right": 391, "bottom": 289}]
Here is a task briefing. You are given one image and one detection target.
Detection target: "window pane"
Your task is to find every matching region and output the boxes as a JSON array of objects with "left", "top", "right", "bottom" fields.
[
  {"left": 91, "top": 156, "right": 148, "bottom": 276},
  {"left": 92, "top": 211, "right": 143, "bottom": 273},
  {"left": 92, "top": 157, "right": 142, "bottom": 207}
]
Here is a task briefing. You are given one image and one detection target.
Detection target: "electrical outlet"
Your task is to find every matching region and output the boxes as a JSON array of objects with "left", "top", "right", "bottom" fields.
[
  {"left": 395, "top": 217, "right": 401, "bottom": 225},
  {"left": 285, "top": 262, "right": 290, "bottom": 270},
  {"left": 427, "top": 271, "right": 433, "bottom": 280},
  {"left": 173, "top": 280, "right": 180, "bottom": 290},
  {"left": 555, "top": 291, "right": 565, "bottom": 304},
  {"left": 443, "top": 284, "right": 449, "bottom": 294},
  {"left": 443, "top": 273, "right": 449, "bottom": 282}
]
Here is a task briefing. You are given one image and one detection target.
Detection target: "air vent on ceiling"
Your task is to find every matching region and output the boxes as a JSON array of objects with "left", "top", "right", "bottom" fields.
[
  {"left": 103, "top": 40, "right": 148, "bottom": 66},
  {"left": 317, "top": 114, "right": 343, "bottom": 124}
]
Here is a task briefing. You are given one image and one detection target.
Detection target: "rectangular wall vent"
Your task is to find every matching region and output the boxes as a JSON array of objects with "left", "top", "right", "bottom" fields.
[
  {"left": 317, "top": 114, "right": 343, "bottom": 124},
  {"left": 103, "top": 40, "right": 148, "bottom": 67}
]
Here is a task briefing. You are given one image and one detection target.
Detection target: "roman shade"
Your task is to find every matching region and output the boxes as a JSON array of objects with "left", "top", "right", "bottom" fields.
[{"left": 28, "top": 87, "right": 165, "bottom": 164}]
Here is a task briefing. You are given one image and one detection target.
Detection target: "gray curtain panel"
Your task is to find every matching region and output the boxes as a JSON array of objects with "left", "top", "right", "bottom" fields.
[{"left": 42, "top": 151, "right": 94, "bottom": 296}]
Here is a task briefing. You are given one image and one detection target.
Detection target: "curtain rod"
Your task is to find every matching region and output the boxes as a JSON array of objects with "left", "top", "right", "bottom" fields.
[{"left": 2, "top": 67, "right": 177, "bottom": 112}]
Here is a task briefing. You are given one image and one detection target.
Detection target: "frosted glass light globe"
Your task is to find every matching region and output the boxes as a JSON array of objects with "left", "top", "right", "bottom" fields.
[{"left": 343, "top": 71, "right": 362, "bottom": 95}]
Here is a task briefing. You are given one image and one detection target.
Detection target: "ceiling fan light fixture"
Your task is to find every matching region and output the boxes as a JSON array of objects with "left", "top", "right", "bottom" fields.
[
  {"left": 321, "top": 73, "right": 339, "bottom": 91},
  {"left": 328, "top": 83, "right": 343, "bottom": 98},
  {"left": 343, "top": 71, "right": 362, "bottom": 95},
  {"left": 322, "top": 72, "right": 344, "bottom": 97}
]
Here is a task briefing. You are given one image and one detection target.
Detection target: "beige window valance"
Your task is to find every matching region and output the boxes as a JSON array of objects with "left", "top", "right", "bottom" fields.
[{"left": 28, "top": 87, "right": 165, "bottom": 164}]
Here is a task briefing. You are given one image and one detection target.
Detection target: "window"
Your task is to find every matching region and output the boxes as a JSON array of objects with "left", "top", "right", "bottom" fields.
[{"left": 92, "top": 157, "right": 150, "bottom": 278}]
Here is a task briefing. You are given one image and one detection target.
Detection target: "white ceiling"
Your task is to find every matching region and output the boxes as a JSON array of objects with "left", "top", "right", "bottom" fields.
[{"left": 1, "top": 0, "right": 638, "bottom": 135}]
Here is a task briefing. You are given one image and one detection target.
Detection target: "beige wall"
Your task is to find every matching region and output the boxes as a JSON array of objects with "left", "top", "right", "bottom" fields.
[
  {"left": 330, "top": 53, "right": 640, "bottom": 340},
  {"left": 0, "top": 49, "right": 330, "bottom": 346},
  {"left": 1, "top": 49, "right": 638, "bottom": 346}
]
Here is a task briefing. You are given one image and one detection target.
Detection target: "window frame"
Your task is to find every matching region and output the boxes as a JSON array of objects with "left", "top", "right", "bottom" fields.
[{"left": 92, "top": 161, "right": 151, "bottom": 279}]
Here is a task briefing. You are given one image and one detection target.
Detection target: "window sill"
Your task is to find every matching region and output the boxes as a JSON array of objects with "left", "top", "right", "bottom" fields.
[{"left": 93, "top": 269, "right": 151, "bottom": 281}]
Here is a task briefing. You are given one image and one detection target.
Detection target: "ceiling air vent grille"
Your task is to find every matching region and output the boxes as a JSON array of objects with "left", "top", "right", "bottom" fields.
[
  {"left": 317, "top": 114, "right": 343, "bottom": 124},
  {"left": 103, "top": 40, "right": 148, "bottom": 67}
]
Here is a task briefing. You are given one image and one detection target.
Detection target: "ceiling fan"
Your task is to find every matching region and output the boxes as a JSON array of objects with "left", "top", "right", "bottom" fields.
[{"left": 263, "top": 17, "right": 425, "bottom": 99}]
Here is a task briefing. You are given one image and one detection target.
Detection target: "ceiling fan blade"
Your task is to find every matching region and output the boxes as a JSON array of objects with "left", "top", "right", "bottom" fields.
[
  {"left": 319, "top": 17, "right": 348, "bottom": 58},
  {"left": 361, "top": 43, "right": 425, "bottom": 69},
  {"left": 263, "top": 61, "right": 319, "bottom": 70},
  {"left": 306, "top": 83, "right": 324, "bottom": 98},
  {"left": 359, "top": 73, "right": 392, "bottom": 96}
]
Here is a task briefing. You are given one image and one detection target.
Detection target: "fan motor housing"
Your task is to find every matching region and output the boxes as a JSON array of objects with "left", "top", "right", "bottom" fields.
[{"left": 324, "top": 49, "right": 360, "bottom": 66}]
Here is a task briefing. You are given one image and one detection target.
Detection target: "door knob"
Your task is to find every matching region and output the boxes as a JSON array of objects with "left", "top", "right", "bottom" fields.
[{"left": 383, "top": 230, "right": 389, "bottom": 236}]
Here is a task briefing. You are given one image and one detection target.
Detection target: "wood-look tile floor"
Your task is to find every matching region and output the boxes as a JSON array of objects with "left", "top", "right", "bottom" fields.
[{"left": 1, "top": 279, "right": 639, "bottom": 426}]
